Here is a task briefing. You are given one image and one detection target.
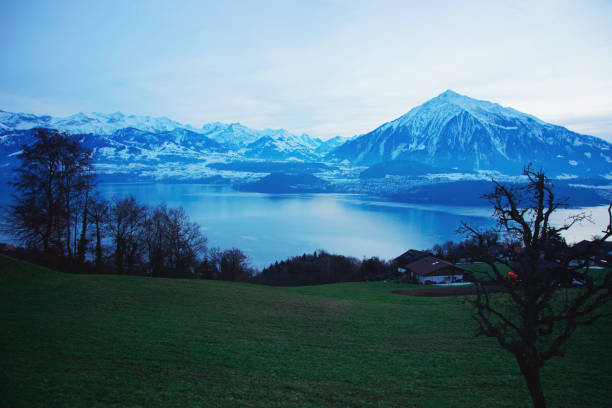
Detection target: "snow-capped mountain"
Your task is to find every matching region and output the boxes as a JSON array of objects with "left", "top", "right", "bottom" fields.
[
  {"left": 0, "top": 110, "right": 330, "bottom": 163},
  {"left": 0, "top": 110, "right": 193, "bottom": 135},
  {"left": 328, "top": 90, "right": 612, "bottom": 177},
  {"left": 197, "top": 123, "right": 322, "bottom": 160},
  {"left": 242, "top": 131, "right": 321, "bottom": 161},
  {"left": 314, "top": 136, "right": 349, "bottom": 155},
  {"left": 199, "top": 122, "right": 264, "bottom": 149}
]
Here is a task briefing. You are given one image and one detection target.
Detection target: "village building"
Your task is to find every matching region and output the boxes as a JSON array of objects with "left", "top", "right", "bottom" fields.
[{"left": 400, "top": 255, "right": 468, "bottom": 284}]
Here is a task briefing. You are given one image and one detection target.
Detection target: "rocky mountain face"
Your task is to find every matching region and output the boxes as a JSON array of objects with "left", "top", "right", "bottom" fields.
[{"left": 327, "top": 90, "right": 612, "bottom": 178}]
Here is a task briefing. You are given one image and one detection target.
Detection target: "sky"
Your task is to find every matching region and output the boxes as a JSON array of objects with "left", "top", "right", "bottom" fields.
[{"left": 1, "top": 0, "right": 611, "bottom": 141}]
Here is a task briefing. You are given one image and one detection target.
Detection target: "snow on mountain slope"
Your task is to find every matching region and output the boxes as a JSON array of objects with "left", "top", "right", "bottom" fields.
[
  {"left": 328, "top": 90, "right": 612, "bottom": 177},
  {"left": 0, "top": 110, "right": 193, "bottom": 135},
  {"left": 0, "top": 110, "right": 324, "bottom": 162},
  {"left": 315, "top": 136, "right": 348, "bottom": 155},
  {"left": 241, "top": 134, "right": 320, "bottom": 161},
  {"left": 197, "top": 122, "right": 322, "bottom": 159},
  {"left": 199, "top": 122, "right": 262, "bottom": 148}
]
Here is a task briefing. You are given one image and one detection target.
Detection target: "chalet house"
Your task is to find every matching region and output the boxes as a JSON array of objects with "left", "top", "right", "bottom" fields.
[{"left": 401, "top": 255, "right": 467, "bottom": 284}]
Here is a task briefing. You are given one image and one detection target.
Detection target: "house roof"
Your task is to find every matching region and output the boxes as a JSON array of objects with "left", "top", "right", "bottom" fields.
[
  {"left": 394, "top": 249, "right": 430, "bottom": 265},
  {"left": 404, "top": 256, "right": 467, "bottom": 277}
]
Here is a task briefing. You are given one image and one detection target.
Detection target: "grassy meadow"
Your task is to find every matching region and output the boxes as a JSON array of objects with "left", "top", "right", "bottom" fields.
[{"left": 1, "top": 255, "right": 611, "bottom": 407}]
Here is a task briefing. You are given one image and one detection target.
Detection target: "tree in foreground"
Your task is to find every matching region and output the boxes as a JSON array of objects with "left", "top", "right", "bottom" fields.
[
  {"left": 6, "top": 128, "right": 94, "bottom": 266},
  {"left": 460, "top": 166, "right": 612, "bottom": 408}
]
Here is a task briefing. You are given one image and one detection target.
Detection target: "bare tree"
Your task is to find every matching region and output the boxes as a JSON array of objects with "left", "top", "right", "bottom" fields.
[
  {"left": 6, "top": 128, "right": 94, "bottom": 266},
  {"left": 460, "top": 166, "right": 612, "bottom": 408},
  {"left": 207, "top": 247, "right": 252, "bottom": 281},
  {"left": 143, "top": 204, "right": 168, "bottom": 277},
  {"left": 107, "top": 196, "right": 147, "bottom": 274},
  {"left": 143, "top": 204, "right": 207, "bottom": 277},
  {"left": 75, "top": 170, "right": 96, "bottom": 265},
  {"left": 164, "top": 206, "right": 207, "bottom": 277},
  {"left": 87, "top": 194, "right": 110, "bottom": 273}
]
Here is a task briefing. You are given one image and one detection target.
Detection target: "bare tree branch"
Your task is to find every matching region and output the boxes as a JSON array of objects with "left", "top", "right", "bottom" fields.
[{"left": 463, "top": 166, "right": 612, "bottom": 408}]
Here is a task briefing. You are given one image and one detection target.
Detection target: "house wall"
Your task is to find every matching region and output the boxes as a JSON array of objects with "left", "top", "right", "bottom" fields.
[{"left": 416, "top": 274, "right": 463, "bottom": 284}]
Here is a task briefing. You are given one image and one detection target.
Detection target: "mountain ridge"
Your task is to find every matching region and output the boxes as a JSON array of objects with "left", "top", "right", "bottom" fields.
[{"left": 327, "top": 90, "right": 611, "bottom": 178}]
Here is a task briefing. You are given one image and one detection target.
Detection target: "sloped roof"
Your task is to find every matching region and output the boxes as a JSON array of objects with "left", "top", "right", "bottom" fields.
[
  {"left": 394, "top": 249, "right": 430, "bottom": 265},
  {"left": 404, "top": 256, "right": 466, "bottom": 277}
]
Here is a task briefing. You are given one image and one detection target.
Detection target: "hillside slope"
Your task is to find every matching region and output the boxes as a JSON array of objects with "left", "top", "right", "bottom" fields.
[{"left": 1, "top": 256, "right": 611, "bottom": 407}]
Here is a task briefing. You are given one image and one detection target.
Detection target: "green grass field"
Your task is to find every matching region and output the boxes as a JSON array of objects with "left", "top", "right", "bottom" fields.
[{"left": 1, "top": 255, "right": 611, "bottom": 407}]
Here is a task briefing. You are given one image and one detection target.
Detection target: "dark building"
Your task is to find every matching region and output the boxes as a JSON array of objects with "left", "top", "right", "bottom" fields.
[{"left": 399, "top": 255, "right": 468, "bottom": 284}]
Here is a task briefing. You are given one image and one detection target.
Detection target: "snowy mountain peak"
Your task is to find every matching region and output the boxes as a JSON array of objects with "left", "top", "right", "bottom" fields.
[
  {"left": 329, "top": 91, "right": 612, "bottom": 177},
  {"left": 437, "top": 89, "right": 461, "bottom": 98},
  {"left": 428, "top": 90, "right": 500, "bottom": 113},
  {"left": 391, "top": 90, "right": 547, "bottom": 132},
  {"left": 427, "top": 89, "right": 499, "bottom": 111}
]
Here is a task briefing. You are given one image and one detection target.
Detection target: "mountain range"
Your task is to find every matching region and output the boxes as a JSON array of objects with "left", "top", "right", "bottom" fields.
[
  {"left": 1, "top": 90, "right": 611, "bottom": 183},
  {"left": 0, "top": 110, "right": 345, "bottom": 163}
]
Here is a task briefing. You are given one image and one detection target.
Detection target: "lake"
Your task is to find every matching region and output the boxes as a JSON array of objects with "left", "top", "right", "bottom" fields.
[
  {"left": 1, "top": 182, "right": 608, "bottom": 269},
  {"left": 94, "top": 183, "right": 610, "bottom": 269}
]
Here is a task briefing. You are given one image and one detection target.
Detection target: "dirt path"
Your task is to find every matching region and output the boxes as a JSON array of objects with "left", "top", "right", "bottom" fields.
[
  {"left": 393, "top": 285, "right": 484, "bottom": 297},
  {"left": 393, "top": 284, "right": 505, "bottom": 297}
]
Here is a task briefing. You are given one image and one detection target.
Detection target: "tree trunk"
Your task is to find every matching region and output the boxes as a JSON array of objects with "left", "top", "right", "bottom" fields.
[
  {"left": 77, "top": 192, "right": 89, "bottom": 265},
  {"left": 518, "top": 358, "right": 547, "bottom": 408},
  {"left": 95, "top": 219, "right": 102, "bottom": 273},
  {"left": 65, "top": 193, "right": 72, "bottom": 258}
]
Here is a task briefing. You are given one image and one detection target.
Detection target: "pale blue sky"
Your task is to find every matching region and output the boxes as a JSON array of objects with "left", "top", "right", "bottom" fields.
[{"left": 1, "top": 0, "right": 611, "bottom": 141}]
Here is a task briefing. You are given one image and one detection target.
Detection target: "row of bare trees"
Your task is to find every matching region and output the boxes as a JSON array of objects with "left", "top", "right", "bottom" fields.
[
  {"left": 82, "top": 195, "right": 207, "bottom": 277},
  {"left": 78, "top": 194, "right": 253, "bottom": 279},
  {"left": 4, "top": 128, "right": 252, "bottom": 280}
]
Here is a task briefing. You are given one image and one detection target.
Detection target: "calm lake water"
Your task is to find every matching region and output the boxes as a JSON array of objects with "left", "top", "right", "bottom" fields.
[
  {"left": 95, "top": 183, "right": 610, "bottom": 269},
  {"left": 1, "top": 182, "right": 606, "bottom": 269}
]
